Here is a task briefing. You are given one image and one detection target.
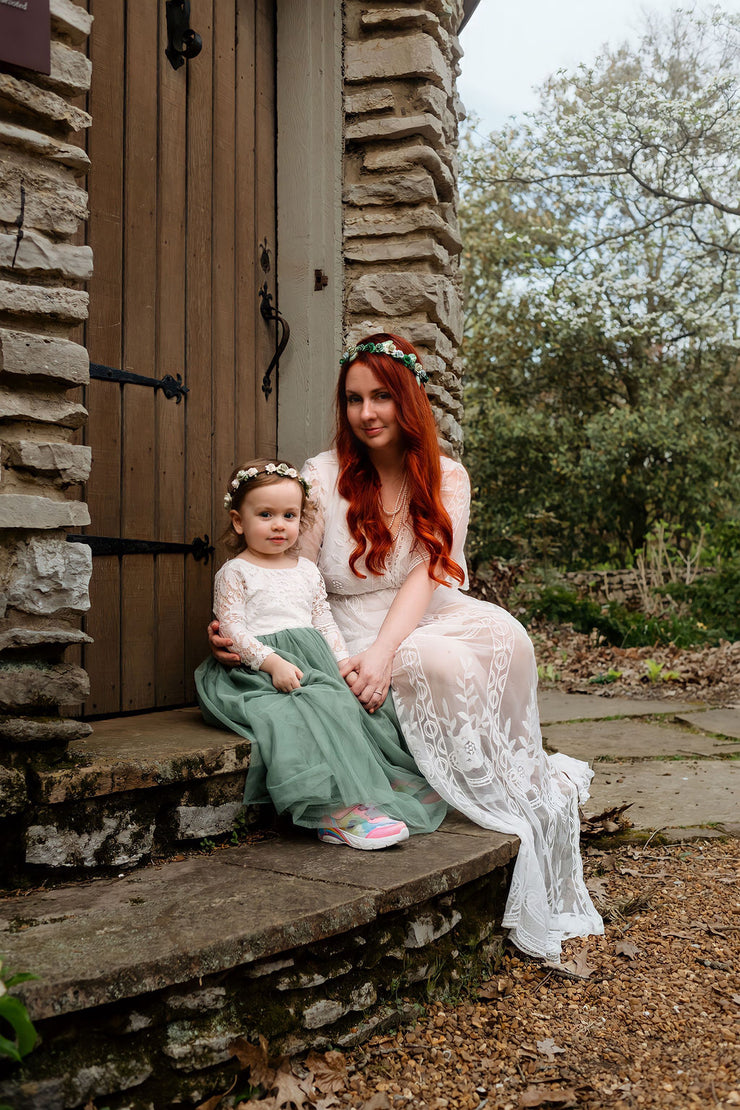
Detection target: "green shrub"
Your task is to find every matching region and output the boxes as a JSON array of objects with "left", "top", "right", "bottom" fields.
[{"left": 0, "top": 960, "right": 38, "bottom": 1066}]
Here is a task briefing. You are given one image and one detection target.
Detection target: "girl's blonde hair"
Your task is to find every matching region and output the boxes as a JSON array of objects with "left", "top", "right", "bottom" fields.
[{"left": 221, "top": 457, "right": 314, "bottom": 554}]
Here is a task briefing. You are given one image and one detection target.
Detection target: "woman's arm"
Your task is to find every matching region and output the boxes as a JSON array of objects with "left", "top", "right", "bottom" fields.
[{"left": 340, "top": 561, "right": 435, "bottom": 711}]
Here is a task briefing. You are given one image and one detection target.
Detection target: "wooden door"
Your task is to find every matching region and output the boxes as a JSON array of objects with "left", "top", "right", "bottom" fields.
[{"left": 80, "top": 0, "right": 277, "bottom": 716}]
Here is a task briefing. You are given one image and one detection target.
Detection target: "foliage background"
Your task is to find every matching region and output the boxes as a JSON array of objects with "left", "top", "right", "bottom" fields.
[{"left": 460, "top": 6, "right": 740, "bottom": 572}]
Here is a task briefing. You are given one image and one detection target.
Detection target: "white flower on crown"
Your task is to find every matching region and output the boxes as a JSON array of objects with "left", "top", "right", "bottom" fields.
[
  {"left": 265, "top": 463, "right": 277, "bottom": 473},
  {"left": 246, "top": 467, "right": 259, "bottom": 478}
]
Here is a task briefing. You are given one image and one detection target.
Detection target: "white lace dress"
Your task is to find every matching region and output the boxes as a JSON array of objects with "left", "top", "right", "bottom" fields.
[{"left": 301, "top": 450, "right": 604, "bottom": 961}]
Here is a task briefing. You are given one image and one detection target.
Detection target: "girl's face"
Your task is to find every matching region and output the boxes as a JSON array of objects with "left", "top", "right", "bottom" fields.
[
  {"left": 230, "top": 480, "right": 302, "bottom": 559},
  {"left": 344, "top": 361, "right": 402, "bottom": 453}
]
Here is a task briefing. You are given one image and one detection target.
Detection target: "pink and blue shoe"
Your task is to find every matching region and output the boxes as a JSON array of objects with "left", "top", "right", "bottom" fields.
[{"left": 318, "top": 804, "right": 409, "bottom": 850}]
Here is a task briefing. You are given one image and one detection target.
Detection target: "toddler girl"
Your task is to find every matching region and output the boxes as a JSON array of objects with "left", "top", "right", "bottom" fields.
[{"left": 195, "top": 458, "right": 446, "bottom": 849}]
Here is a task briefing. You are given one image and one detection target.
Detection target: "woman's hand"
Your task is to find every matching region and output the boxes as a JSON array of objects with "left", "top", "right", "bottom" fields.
[
  {"left": 208, "top": 619, "right": 242, "bottom": 666},
  {"left": 261, "top": 652, "right": 303, "bottom": 692},
  {"left": 339, "top": 644, "right": 394, "bottom": 713}
]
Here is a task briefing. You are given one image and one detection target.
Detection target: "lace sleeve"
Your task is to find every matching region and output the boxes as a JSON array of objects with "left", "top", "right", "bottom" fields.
[
  {"left": 213, "top": 563, "right": 275, "bottom": 670},
  {"left": 442, "top": 460, "right": 471, "bottom": 587},
  {"left": 294, "top": 457, "right": 326, "bottom": 564},
  {"left": 308, "top": 565, "right": 350, "bottom": 663}
]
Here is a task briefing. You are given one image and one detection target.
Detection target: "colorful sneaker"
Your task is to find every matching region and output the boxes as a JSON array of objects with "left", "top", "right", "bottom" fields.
[{"left": 318, "top": 804, "right": 409, "bottom": 850}]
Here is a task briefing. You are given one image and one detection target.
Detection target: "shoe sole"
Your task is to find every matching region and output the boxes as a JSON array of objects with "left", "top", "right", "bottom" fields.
[{"left": 318, "top": 825, "right": 410, "bottom": 850}]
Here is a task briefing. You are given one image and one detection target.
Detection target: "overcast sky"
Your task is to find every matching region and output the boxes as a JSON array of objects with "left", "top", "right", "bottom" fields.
[{"left": 458, "top": 0, "right": 740, "bottom": 133}]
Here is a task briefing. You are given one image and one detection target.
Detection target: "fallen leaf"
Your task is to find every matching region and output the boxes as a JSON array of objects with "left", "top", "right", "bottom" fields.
[
  {"left": 536, "top": 1037, "right": 566, "bottom": 1060},
  {"left": 560, "top": 948, "right": 597, "bottom": 979},
  {"left": 229, "top": 1035, "right": 274, "bottom": 1087},
  {"left": 616, "top": 939, "right": 640, "bottom": 960},
  {"left": 586, "top": 877, "right": 609, "bottom": 898},
  {"left": 306, "top": 1049, "right": 347, "bottom": 1094},
  {"left": 519, "top": 1086, "right": 577, "bottom": 1107},
  {"left": 660, "top": 929, "right": 695, "bottom": 940},
  {"left": 270, "top": 1060, "right": 312, "bottom": 1108}
]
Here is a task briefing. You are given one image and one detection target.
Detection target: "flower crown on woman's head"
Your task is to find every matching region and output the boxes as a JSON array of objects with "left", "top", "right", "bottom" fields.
[
  {"left": 339, "top": 340, "right": 429, "bottom": 387},
  {"left": 223, "top": 462, "right": 310, "bottom": 509}
]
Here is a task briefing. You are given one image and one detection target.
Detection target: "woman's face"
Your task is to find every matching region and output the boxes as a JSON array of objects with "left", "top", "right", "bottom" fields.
[{"left": 344, "top": 361, "right": 402, "bottom": 453}]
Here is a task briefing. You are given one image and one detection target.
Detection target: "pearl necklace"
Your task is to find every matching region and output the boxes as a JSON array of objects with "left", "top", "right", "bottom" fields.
[{"left": 380, "top": 476, "right": 408, "bottom": 527}]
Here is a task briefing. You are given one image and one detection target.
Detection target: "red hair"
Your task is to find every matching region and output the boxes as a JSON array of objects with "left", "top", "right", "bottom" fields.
[{"left": 335, "top": 332, "right": 465, "bottom": 586}]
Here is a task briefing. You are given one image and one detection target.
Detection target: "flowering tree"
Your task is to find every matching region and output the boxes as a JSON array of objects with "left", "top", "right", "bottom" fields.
[{"left": 461, "top": 6, "right": 740, "bottom": 568}]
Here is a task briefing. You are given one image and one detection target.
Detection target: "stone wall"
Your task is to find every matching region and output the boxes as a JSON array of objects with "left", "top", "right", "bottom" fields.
[
  {"left": 0, "top": 864, "right": 511, "bottom": 1110},
  {"left": 342, "top": 0, "right": 466, "bottom": 455},
  {"left": 0, "top": 0, "right": 93, "bottom": 820}
]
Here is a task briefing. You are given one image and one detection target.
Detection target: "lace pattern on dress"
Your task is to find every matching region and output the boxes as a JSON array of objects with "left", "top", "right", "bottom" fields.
[{"left": 213, "top": 556, "right": 348, "bottom": 669}]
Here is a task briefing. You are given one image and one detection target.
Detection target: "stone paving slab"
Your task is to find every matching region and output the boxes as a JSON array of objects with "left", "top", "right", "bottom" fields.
[
  {"left": 538, "top": 691, "right": 702, "bottom": 723},
  {"left": 36, "top": 708, "right": 248, "bottom": 802},
  {"left": 676, "top": 707, "right": 740, "bottom": 739},
  {"left": 0, "top": 824, "right": 518, "bottom": 1022},
  {"left": 585, "top": 759, "right": 740, "bottom": 829},
  {"left": 542, "top": 719, "right": 738, "bottom": 761},
  {"left": 225, "top": 822, "right": 517, "bottom": 913}
]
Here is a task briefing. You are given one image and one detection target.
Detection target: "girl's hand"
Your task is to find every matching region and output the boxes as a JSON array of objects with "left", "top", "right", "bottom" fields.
[
  {"left": 208, "top": 619, "right": 242, "bottom": 666},
  {"left": 261, "top": 652, "right": 304, "bottom": 692},
  {"left": 340, "top": 644, "right": 394, "bottom": 713}
]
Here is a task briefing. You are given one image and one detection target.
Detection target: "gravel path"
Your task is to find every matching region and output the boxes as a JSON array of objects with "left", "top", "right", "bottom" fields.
[{"left": 339, "top": 838, "right": 740, "bottom": 1110}]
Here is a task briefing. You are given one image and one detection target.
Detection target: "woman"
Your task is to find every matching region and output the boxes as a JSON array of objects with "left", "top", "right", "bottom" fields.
[{"left": 210, "top": 332, "right": 602, "bottom": 961}]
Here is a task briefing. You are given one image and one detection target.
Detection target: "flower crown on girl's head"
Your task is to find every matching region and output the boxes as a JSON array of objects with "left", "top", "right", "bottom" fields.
[
  {"left": 223, "top": 462, "right": 311, "bottom": 509},
  {"left": 339, "top": 340, "right": 429, "bottom": 387}
]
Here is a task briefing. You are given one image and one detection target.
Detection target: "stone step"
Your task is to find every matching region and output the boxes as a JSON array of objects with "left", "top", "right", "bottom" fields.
[
  {"left": 13, "top": 708, "right": 254, "bottom": 881},
  {"left": 0, "top": 815, "right": 519, "bottom": 1110}
]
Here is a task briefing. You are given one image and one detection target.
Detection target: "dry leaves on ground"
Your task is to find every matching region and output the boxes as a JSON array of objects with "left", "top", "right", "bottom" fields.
[
  {"left": 204, "top": 838, "right": 739, "bottom": 1110},
  {"left": 531, "top": 625, "right": 740, "bottom": 705}
]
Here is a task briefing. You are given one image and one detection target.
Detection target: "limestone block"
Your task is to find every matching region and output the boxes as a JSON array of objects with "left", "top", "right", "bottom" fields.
[
  {"left": 0, "top": 230, "right": 93, "bottom": 280},
  {"left": 0, "top": 660, "right": 89, "bottom": 711},
  {"left": 360, "top": 7, "right": 441, "bottom": 34},
  {"left": 343, "top": 171, "right": 437, "bottom": 207},
  {"left": 5, "top": 533, "right": 91, "bottom": 615},
  {"left": 346, "top": 35, "right": 451, "bottom": 96},
  {"left": 345, "top": 111, "right": 444, "bottom": 146},
  {"left": 346, "top": 272, "right": 464, "bottom": 343},
  {"left": 345, "top": 86, "right": 395, "bottom": 115},
  {"left": 435, "top": 408, "right": 463, "bottom": 450},
  {"left": 363, "top": 141, "right": 454, "bottom": 199},
  {"left": 425, "top": 380, "right": 463, "bottom": 420},
  {"left": 416, "top": 82, "right": 448, "bottom": 120},
  {"left": 0, "top": 388, "right": 88, "bottom": 428},
  {"left": 0, "top": 626, "right": 92, "bottom": 651},
  {"left": 50, "top": 0, "right": 94, "bottom": 44},
  {"left": 0, "top": 280, "right": 89, "bottom": 323},
  {"left": 175, "top": 802, "right": 243, "bottom": 840},
  {"left": 0, "top": 765, "right": 27, "bottom": 814},
  {"left": 0, "top": 163, "right": 88, "bottom": 237},
  {"left": 6, "top": 440, "right": 92, "bottom": 483},
  {"left": 0, "top": 73, "right": 91, "bottom": 131},
  {"left": 0, "top": 494, "right": 89, "bottom": 530},
  {"left": 166, "top": 987, "right": 227, "bottom": 1016},
  {"left": 0, "top": 329, "right": 89, "bottom": 385},
  {"left": 0, "top": 120, "right": 90, "bottom": 172},
  {"left": 345, "top": 206, "right": 461, "bottom": 254},
  {"left": 25, "top": 814, "right": 155, "bottom": 868},
  {"left": 162, "top": 1030, "right": 233, "bottom": 1072},
  {"left": 344, "top": 233, "right": 450, "bottom": 268},
  {"left": 0, "top": 714, "right": 92, "bottom": 744},
  {"left": 43, "top": 40, "right": 93, "bottom": 97},
  {"left": 404, "top": 909, "right": 461, "bottom": 948},
  {"left": 302, "top": 998, "right": 348, "bottom": 1029}
]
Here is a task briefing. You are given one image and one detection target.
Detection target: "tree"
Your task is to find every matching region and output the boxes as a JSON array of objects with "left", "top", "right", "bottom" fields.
[{"left": 461, "top": 6, "right": 740, "bottom": 569}]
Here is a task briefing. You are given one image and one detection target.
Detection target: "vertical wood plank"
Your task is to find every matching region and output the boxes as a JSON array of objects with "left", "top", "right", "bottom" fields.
[
  {"left": 253, "top": 0, "right": 277, "bottom": 458},
  {"left": 235, "top": 0, "right": 258, "bottom": 464},
  {"left": 121, "top": 0, "right": 158, "bottom": 711},
  {"left": 155, "top": 0, "right": 188, "bottom": 705},
  {"left": 83, "top": 0, "right": 125, "bottom": 715},
  {"left": 184, "top": 0, "right": 215, "bottom": 696},
  {"left": 212, "top": 0, "right": 237, "bottom": 522}
]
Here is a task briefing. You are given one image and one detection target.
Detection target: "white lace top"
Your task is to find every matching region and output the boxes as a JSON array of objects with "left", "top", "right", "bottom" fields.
[{"left": 212, "top": 556, "right": 349, "bottom": 670}]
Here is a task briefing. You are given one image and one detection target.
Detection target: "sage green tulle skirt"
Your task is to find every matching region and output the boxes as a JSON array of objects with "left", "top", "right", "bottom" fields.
[{"left": 194, "top": 627, "right": 447, "bottom": 834}]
